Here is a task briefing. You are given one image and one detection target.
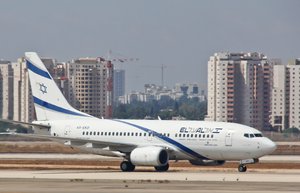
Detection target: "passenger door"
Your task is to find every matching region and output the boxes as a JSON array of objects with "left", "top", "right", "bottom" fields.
[{"left": 225, "top": 131, "right": 233, "bottom": 146}]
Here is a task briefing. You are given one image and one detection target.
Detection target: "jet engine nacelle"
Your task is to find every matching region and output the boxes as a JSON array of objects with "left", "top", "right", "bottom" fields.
[
  {"left": 130, "top": 146, "right": 169, "bottom": 166},
  {"left": 189, "top": 159, "right": 225, "bottom": 166}
]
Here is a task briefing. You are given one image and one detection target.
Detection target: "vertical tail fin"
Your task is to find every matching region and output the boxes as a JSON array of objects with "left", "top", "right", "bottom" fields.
[{"left": 25, "top": 52, "right": 91, "bottom": 121}]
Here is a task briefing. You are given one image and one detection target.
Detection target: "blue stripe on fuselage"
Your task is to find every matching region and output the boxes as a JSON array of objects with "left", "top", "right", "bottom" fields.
[
  {"left": 33, "top": 96, "right": 89, "bottom": 117},
  {"left": 113, "top": 119, "right": 208, "bottom": 160},
  {"left": 26, "top": 60, "right": 52, "bottom": 79}
]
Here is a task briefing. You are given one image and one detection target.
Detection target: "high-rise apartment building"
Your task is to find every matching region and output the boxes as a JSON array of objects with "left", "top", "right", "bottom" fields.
[
  {"left": 271, "top": 59, "right": 300, "bottom": 131},
  {"left": 66, "top": 57, "right": 113, "bottom": 118},
  {"left": 206, "top": 52, "right": 272, "bottom": 130},
  {"left": 287, "top": 59, "right": 300, "bottom": 129},
  {"left": 11, "top": 58, "right": 35, "bottom": 122},
  {"left": 113, "top": 69, "right": 125, "bottom": 102},
  {"left": 270, "top": 60, "right": 288, "bottom": 131},
  {"left": 0, "top": 61, "right": 13, "bottom": 119}
]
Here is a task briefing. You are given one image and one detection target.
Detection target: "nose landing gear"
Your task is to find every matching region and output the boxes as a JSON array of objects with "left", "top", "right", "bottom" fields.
[
  {"left": 238, "top": 158, "right": 259, "bottom": 172},
  {"left": 238, "top": 164, "right": 247, "bottom": 172}
]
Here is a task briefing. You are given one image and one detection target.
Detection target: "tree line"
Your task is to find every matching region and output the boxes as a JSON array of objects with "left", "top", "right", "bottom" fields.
[{"left": 113, "top": 96, "right": 207, "bottom": 120}]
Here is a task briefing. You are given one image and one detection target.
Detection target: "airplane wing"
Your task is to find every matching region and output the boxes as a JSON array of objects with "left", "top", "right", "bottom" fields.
[
  {"left": 12, "top": 132, "right": 136, "bottom": 149},
  {"left": 0, "top": 119, "right": 50, "bottom": 129},
  {"left": 1, "top": 119, "right": 173, "bottom": 157}
]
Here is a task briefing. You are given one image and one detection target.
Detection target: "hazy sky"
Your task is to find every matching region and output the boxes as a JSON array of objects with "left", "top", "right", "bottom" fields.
[{"left": 0, "top": 0, "right": 299, "bottom": 92}]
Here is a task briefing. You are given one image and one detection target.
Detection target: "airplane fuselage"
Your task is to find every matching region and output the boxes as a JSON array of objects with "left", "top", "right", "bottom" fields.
[{"left": 34, "top": 119, "right": 276, "bottom": 161}]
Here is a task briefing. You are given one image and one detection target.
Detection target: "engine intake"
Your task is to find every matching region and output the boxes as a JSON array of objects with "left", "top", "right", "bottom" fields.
[{"left": 130, "top": 146, "right": 169, "bottom": 166}]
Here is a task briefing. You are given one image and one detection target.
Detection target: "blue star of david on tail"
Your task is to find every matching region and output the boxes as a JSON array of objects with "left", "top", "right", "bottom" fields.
[{"left": 39, "top": 83, "right": 47, "bottom": 94}]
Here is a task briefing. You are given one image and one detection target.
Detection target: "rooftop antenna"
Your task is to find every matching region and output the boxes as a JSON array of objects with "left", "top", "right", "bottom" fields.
[{"left": 161, "top": 64, "right": 166, "bottom": 87}]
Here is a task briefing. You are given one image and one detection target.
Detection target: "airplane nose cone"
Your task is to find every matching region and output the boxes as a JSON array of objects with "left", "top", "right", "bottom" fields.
[{"left": 262, "top": 139, "right": 277, "bottom": 154}]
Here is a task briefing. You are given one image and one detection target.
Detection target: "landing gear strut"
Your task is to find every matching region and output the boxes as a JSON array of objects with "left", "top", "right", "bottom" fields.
[
  {"left": 238, "top": 158, "right": 259, "bottom": 172},
  {"left": 120, "top": 161, "right": 135, "bottom": 172},
  {"left": 154, "top": 163, "right": 169, "bottom": 172}
]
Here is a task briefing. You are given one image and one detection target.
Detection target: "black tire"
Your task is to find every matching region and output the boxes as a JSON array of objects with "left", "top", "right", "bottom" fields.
[
  {"left": 120, "top": 161, "right": 135, "bottom": 172},
  {"left": 154, "top": 163, "right": 169, "bottom": 172},
  {"left": 238, "top": 165, "right": 247, "bottom": 172}
]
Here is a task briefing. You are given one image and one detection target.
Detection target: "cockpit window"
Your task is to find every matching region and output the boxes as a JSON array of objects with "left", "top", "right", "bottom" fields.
[{"left": 244, "top": 133, "right": 263, "bottom": 138}]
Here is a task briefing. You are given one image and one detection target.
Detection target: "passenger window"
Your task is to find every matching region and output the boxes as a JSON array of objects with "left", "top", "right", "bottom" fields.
[
  {"left": 120, "top": 132, "right": 122, "bottom": 136},
  {"left": 211, "top": 134, "right": 213, "bottom": 138},
  {"left": 175, "top": 133, "right": 177, "bottom": 137},
  {"left": 105, "top": 132, "right": 107, "bottom": 136},
  {"left": 199, "top": 134, "right": 201, "bottom": 138},
  {"left": 108, "top": 132, "right": 111, "bottom": 136},
  {"left": 191, "top": 134, "right": 193, "bottom": 138},
  {"left": 82, "top": 131, "right": 85, "bottom": 135},
  {"left": 101, "top": 132, "right": 103, "bottom": 136},
  {"left": 131, "top": 132, "right": 134, "bottom": 136},
  {"left": 116, "top": 132, "right": 118, "bottom": 136},
  {"left": 90, "top": 132, "right": 92, "bottom": 135},
  {"left": 179, "top": 134, "right": 181, "bottom": 137},
  {"left": 203, "top": 135, "right": 205, "bottom": 138},
  {"left": 194, "top": 134, "right": 197, "bottom": 138},
  {"left": 167, "top": 133, "right": 170, "bottom": 137},
  {"left": 97, "top": 132, "right": 100, "bottom": 136},
  {"left": 93, "top": 132, "right": 96, "bottom": 135},
  {"left": 139, "top": 133, "right": 142, "bottom": 136},
  {"left": 207, "top": 134, "right": 209, "bottom": 138},
  {"left": 183, "top": 134, "right": 186, "bottom": 137}
]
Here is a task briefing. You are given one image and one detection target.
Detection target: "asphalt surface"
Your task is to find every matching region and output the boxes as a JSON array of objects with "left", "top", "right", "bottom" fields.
[
  {"left": 1, "top": 170, "right": 300, "bottom": 193},
  {"left": 1, "top": 154, "right": 300, "bottom": 193}
]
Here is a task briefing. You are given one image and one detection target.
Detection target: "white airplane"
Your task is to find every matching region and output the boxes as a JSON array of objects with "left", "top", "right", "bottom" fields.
[{"left": 8, "top": 52, "right": 277, "bottom": 172}]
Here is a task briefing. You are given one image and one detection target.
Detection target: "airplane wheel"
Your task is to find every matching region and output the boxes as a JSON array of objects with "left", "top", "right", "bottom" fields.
[
  {"left": 238, "top": 164, "right": 247, "bottom": 172},
  {"left": 120, "top": 161, "right": 135, "bottom": 172},
  {"left": 154, "top": 163, "right": 169, "bottom": 172}
]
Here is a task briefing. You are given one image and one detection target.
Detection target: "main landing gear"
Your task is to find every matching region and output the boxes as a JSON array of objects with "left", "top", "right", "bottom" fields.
[
  {"left": 120, "top": 161, "right": 169, "bottom": 172},
  {"left": 154, "top": 163, "right": 169, "bottom": 172},
  {"left": 238, "top": 158, "right": 259, "bottom": 172},
  {"left": 120, "top": 161, "right": 135, "bottom": 172}
]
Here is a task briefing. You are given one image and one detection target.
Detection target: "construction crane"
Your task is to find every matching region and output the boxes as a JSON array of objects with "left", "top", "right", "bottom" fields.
[
  {"left": 106, "top": 50, "right": 139, "bottom": 66},
  {"left": 142, "top": 64, "right": 167, "bottom": 87}
]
